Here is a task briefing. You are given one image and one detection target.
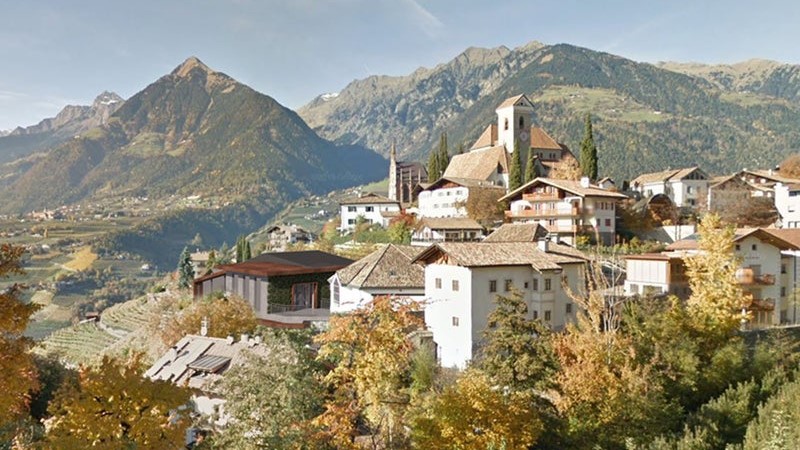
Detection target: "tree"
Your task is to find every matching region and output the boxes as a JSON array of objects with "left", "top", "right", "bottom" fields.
[
  {"left": 214, "top": 331, "right": 324, "bottom": 449},
  {"left": 204, "top": 250, "right": 218, "bottom": 276},
  {"left": 235, "top": 235, "right": 251, "bottom": 262},
  {"left": 410, "top": 368, "right": 543, "bottom": 450},
  {"left": 45, "top": 355, "right": 190, "bottom": 449},
  {"left": 387, "top": 214, "right": 415, "bottom": 245},
  {"left": 463, "top": 187, "right": 506, "bottom": 224},
  {"left": 156, "top": 295, "right": 258, "bottom": 348},
  {"left": 0, "top": 244, "right": 40, "bottom": 434},
  {"left": 580, "top": 113, "right": 598, "bottom": 180},
  {"left": 509, "top": 139, "right": 523, "bottom": 192},
  {"left": 190, "top": 232, "right": 204, "bottom": 247},
  {"left": 177, "top": 246, "right": 194, "bottom": 289},
  {"left": 475, "top": 290, "right": 556, "bottom": 392},
  {"left": 312, "top": 296, "right": 423, "bottom": 448},
  {"left": 548, "top": 157, "right": 582, "bottom": 181},
  {"left": 427, "top": 150, "right": 439, "bottom": 183},
  {"left": 437, "top": 132, "right": 450, "bottom": 176},
  {"left": 524, "top": 146, "right": 538, "bottom": 183},
  {"left": 779, "top": 153, "right": 800, "bottom": 179}
]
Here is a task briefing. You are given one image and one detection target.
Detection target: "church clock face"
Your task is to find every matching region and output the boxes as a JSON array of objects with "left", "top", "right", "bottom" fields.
[{"left": 519, "top": 131, "right": 529, "bottom": 141}]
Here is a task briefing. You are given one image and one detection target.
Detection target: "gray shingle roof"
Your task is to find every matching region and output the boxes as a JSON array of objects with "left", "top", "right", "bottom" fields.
[
  {"left": 444, "top": 145, "right": 509, "bottom": 181},
  {"left": 413, "top": 242, "right": 584, "bottom": 271},
  {"left": 336, "top": 244, "right": 425, "bottom": 289}
]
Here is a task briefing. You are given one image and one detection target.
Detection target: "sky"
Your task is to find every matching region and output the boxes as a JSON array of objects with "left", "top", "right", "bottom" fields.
[{"left": 1, "top": 0, "right": 800, "bottom": 130}]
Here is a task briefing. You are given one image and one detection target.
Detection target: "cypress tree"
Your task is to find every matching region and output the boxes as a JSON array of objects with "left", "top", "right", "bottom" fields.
[
  {"left": 437, "top": 132, "right": 449, "bottom": 177},
  {"left": 524, "top": 147, "right": 538, "bottom": 183},
  {"left": 580, "top": 113, "right": 598, "bottom": 180},
  {"left": 243, "top": 239, "right": 251, "bottom": 261},
  {"left": 177, "top": 247, "right": 194, "bottom": 289},
  {"left": 508, "top": 139, "right": 523, "bottom": 192},
  {"left": 427, "top": 150, "right": 439, "bottom": 181}
]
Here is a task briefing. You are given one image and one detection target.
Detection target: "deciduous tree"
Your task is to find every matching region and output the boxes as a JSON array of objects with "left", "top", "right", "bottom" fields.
[
  {"left": 156, "top": 295, "right": 257, "bottom": 348},
  {"left": 45, "top": 355, "right": 190, "bottom": 449}
]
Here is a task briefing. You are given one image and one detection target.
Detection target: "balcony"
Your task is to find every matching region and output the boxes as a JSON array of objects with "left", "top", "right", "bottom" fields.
[
  {"left": 745, "top": 297, "right": 775, "bottom": 311},
  {"left": 522, "top": 192, "right": 562, "bottom": 201},
  {"left": 506, "top": 205, "right": 579, "bottom": 219},
  {"left": 736, "top": 268, "right": 775, "bottom": 285}
]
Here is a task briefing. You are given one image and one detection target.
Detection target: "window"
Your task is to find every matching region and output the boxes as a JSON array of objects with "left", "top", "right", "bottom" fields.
[
  {"left": 605, "top": 218, "right": 611, "bottom": 227},
  {"left": 365, "top": 206, "right": 374, "bottom": 212},
  {"left": 524, "top": 281, "right": 529, "bottom": 289},
  {"left": 504, "top": 279, "right": 513, "bottom": 292},
  {"left": 348, "top": 219, "right": 356, "bottom": 225},
  {"left": 347, "top": 206, "right": 356, "bottom": 212},
  {"left": 735, "top": 244, "right": 741, "bottom": 251},
  {"left": 452, "top": 317, "right": 459, "bottom": 326},
  {"left": 566, "top": 303, "right": 573, "bottom": 314},
  {"left": 544, "top": 278, "right": 552, "bottom": 291},
  {"left": 504, "top": 118, "right": 509, "bottom": 130},
  {"left": 519, "top": 116, "right": 524, "bottom": 128},
  {"left": 489, "top": 280, "right": 497, "bottom": 293},
  {"left": 782, "top": 264, "right": 787, "bottom": 274},
  {"left": 435, "top": 278, "right": 442, "bottom": 289},
  {"left": 544, "top": 310, "right": 551, "bottom": 321},
  {"left": 332, "top": 279, "right": 340, "bottom": 307},
  {"left": 452, "top": 280, "right": 459, "bottom": 291},
  {"left": 752, "top": 244, "right": 757, "bottom": 251},
  {"left": 533, "top": 310, "right": 538, "bottom": 320},
  {"left": 782, "top": 287, "right": 787, "bottom": 297},
  {"left": 533, "top": 278, "right": 539, "bottom": 291}
]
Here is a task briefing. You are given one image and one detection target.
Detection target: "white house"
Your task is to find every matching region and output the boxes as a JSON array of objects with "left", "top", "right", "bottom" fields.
[
  {"left": 500, "top": 177, "right": 628, "bottom": 246},
  {"left": 624, "top": 228, "right": 799, "bottom": 328},
  {"left": 774, "top": 182, "right": 800, "bottom": 228},
  {"left": 411, "top": 217, "right": 485, "bottom": 246},
  {"left": 631, "top": 167, "right": 709, "bottom": 208},
  {"left": 328, "top": 244, "right": 425, "bottom": 314},
  {"left": 417, "top": 177, "right": 503, "bottom": 218},
  {"left": 412, "top": 239, "right": 587, "bottom": 368},
  {"left": 339, "top": 193, "right": 401, "bottom": 232}
]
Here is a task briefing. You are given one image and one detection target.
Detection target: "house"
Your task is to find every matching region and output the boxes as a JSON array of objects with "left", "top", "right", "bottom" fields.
[
  {"left": 738, "top": 169, "right": 798, "bottom": 195},
  {"left": 264, "top": 224, "right": 314, "bottom": 251},
  {"left": 417, "top": 177, "right": 504, "bottom": 218},
  {"left": 329, "top": 244, "right": 425, "bottom": 314},
  {"left": 388, "top": 143, "right": 428, "bottom": 204},
  {"left": 145, "top": 333, "right": 270, "bottom": 428},
  {"left": 707, "top": 174, "right": 758, "bottom": 211},
  {"left": 190, "top": 250, "right": 211, "bottom": 277},
  {"left": 500, "top": 177, "right": 628, "bottom": 246},
  {"left": 412, "top": 239, "right": 587, "bottom": 368},
  {"left": 339, "top": 193, "right": 401, "bottom": 232},
  {"left": 597, "top": 177, "right": 616, "bottom": 190},
  {"left": 411, "top": 217, "right": 485, "bottom": 246},
  {"left": 624, "top": 228, "right": 799, "bottom": 328},
  {"left": 192, "top": 250, "right": 353, "bottom": 328},
  {"left": 774, "top": 182, "right": 800, "bottom": 228},
  {"left": 631, "top": 167, "right": 710, "bottom": 208}
]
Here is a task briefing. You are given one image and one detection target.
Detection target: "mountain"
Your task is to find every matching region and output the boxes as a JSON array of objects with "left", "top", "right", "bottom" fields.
[
  {"left": 298, "top": 42, "right": 800, "bottom": 181},
  {"left": 1, "top": 57, "right": 385, "bottom": 265},
  {"left": 0, "top": 91, "right": 124, "bottom": 164}
]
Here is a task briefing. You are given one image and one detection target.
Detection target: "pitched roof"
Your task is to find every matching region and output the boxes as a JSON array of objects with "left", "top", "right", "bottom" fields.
[
  {"left": 340, "top": 193, "right": 399, "bottom": 205},
  {"left": 421, "top": 176, "right": 501, "bottom": 191},
  {"left": 417, "top": 217, "right": 484, "bottom": 231},
  {"left": 484, "top": 223, "right": 548, "bottom": 243},
  {"left": 529, "top": 127, "right": 562, "bottom": 150},
  {"left": 443, "top": 145, "right": 509, "bottom": 181},
  {"left": 666, "top": 228, "right": 800, "bottom": 251},
  {"left": 335, "top": 244, "right": 424, "bottom": 289},
  {"left": 412, "top": 242, "right": 584, "bottom": 270},
  {"left": 740, "top": 169, "right": 800, "bottom": 184},
  {"left": 194, "top": 250, "right": 352, "bottom": 283},
  {"left": 496, "top": 94, "right": 532, "bottom": 109},
  {"left": 500, "top": 177, "right": 629, "bottom": 202},
  {"left": 471, "top": 124, "right": 498, "bottom": 149},
  {"left": 145, "top": 334, "right": 271, "bottom": 392},
  {"left": 632, "top": 167, "right": 706, "bottom": 185}
]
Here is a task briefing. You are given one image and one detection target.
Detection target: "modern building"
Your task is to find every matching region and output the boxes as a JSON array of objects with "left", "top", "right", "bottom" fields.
[
  {"left": 500, "top": 177, "right": 628, "bottom": 245},
  {"left": 631, "top": 167, "right": 710, "bottom": 208},
  {"left": 339, "top": 193, "right": 401, "bottom": 232},
  {"left": 329, "top": 244, "right": 425, "bottom": 314},
  {"left": 192, "top": 250, "right": 352, "bottom": 327},
  {"left": 412, "top": 239, "right": 587, "bottom": 368}
]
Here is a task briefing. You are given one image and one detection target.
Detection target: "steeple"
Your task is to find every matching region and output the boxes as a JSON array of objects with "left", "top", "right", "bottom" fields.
[{"left": 388, "top": 141, "right": 398, "bottom": 201}]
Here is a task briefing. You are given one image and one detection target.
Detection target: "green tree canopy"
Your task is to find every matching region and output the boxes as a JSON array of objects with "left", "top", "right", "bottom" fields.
[
  {"left": 509, "top": 139, "right": 523, "bottom": 192},
  {"left": 177, "top": 246, "right": 194, "bottom": 289},
  {"left": 580, "top": 113, "right": 598, "bottom": 180}
]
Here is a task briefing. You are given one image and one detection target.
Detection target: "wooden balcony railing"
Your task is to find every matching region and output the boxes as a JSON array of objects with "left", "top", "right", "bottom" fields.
[{"left": 736, "top": 268, "right": 775, "bottom": 285}]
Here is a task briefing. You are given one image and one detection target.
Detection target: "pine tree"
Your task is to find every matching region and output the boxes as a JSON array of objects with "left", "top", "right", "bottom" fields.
[
  {"left": 427, "top": 149, "right": 439, "bottom": 182},
  {"left": 509, "top": 139, "right": 523, "bottom": 191},
  {"left": 580, "top": 113, "right": 598, "bottom": 180},
  {"left": 177, "top": 247, "right": 194, "bottom": 289},
  {"left": 243, "top": 239, "right": 251, "bottom": 261},
  {"left": 524, "top": 146, "right": 538, "bottom": 183},
  {"left": 438, "top": 132, "right": 450, "bottom": 176}
]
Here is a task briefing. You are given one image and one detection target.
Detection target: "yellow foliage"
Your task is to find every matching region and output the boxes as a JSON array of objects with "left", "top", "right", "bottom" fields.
[{"left": 63, "top": 246, "right": 98, "bottom": 271}]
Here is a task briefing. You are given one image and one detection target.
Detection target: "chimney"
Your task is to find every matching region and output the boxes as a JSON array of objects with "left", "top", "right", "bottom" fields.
[
  {"left": 226, "top": 335, "right": 235, "bottom": 345},
  {"left": 580, "top": 177, "right": 590, "bottom": 188},
  {"left": 200, "top": 317, "right": 208, "bottom": 337},
  {"left": 254, "top": 335, "right": 262, "bottom": 345},
  {"left": 240, "top": 333, "right": 249, "bottom": 344},
  {"left": 248, "top": 337, "right": 256, "bottom": 347},
  {"left": 537, "top": 237, "right": 549, "bottom": 253}
]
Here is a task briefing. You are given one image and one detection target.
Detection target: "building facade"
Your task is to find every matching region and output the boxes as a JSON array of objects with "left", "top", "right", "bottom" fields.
[{"left": 339, "top": 193, "right": 401, "bottom": 232}]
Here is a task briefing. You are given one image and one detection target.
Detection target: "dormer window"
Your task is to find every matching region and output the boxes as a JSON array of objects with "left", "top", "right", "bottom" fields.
[{"left": 504, "top": 118, "right": 509, "bottom": 130}]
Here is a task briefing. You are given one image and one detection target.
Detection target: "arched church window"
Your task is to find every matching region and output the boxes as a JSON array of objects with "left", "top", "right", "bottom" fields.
[{"left": 519, "top": 116, "right": 524, "bottom": 128}]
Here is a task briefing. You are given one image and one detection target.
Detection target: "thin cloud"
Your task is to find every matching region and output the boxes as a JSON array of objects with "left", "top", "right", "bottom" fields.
[
  {"left": 601, "top": 8, "right": 692, "bottom": 55},
  {"left": 401, "top": 0, "right": 444, "bottom": 38}
]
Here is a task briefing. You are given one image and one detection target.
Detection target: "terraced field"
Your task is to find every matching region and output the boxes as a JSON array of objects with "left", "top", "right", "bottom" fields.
[
  {"left": 101, "top": 296, "right": 154, "bottom": 332},
  {"left": 37, "top": 322, "right": 119, "bottom": 365}
]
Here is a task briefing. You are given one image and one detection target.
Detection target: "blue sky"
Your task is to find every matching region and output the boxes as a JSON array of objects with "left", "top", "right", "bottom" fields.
[{"left": 2, "top": 0, "right": 800, "bottom": 130}]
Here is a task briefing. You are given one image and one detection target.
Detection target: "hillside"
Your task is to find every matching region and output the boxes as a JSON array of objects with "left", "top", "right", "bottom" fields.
[
  {"left": 0, "top": 91, "right": 123, "bottom": 164},
  {"left": 299, "top": 42, "right": 800, "bottom": 181},
  {"left": 1, "top": 57, "right": 385, "bottom": 266}
]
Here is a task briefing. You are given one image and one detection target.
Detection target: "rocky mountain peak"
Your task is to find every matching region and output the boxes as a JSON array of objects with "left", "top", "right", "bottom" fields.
[
  {"left": 172, "top": 56, "right": 213, "bottom": 78},
  {"left": 92, "top": 91, "right": 123, "bottom": 108}
]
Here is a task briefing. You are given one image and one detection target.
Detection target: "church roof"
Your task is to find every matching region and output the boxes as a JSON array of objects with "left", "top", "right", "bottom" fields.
[
  {"left": 443, "top": 145, "right": 508, "bottom": 181},
  {"left": 496, "top": 94, "right": 533, "bottom": 109},
  {"left": 471, "top": 124, "right": 498, "bottom": 149},
  {"left": 529, "top": 127, "right": 563, "bottom": 150}
]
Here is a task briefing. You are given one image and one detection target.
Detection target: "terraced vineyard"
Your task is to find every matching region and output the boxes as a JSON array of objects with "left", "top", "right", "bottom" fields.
[
  {"left": 101, "top": 296, "right": 154, "bottom": 332},
  {"left": 37, "top": 322, "right": 119, "bottom": 365}
]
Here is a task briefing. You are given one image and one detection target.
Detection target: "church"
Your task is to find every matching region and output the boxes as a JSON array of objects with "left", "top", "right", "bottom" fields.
[{"left": 388, "top": 143, "right": 428, "bottom": 205}]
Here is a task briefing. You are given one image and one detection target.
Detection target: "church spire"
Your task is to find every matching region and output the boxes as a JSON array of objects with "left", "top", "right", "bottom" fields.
[{"left": 388, "top": 140, "right": 398, "bottom": 201}]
